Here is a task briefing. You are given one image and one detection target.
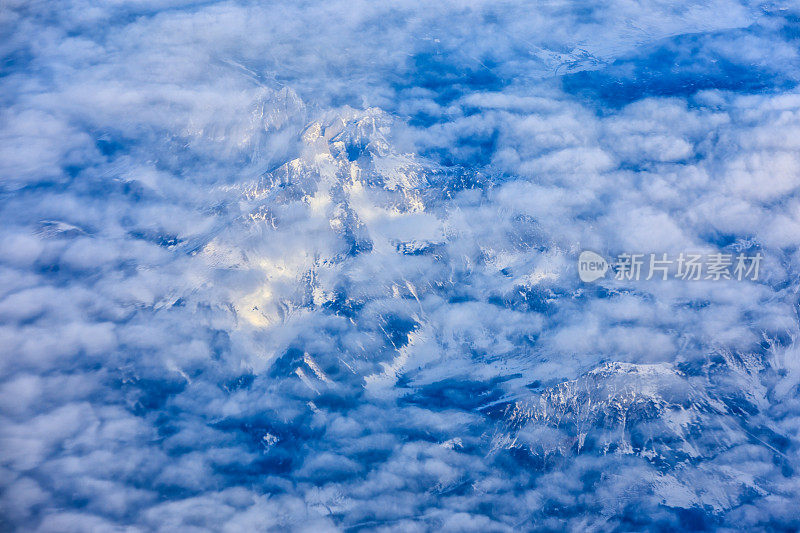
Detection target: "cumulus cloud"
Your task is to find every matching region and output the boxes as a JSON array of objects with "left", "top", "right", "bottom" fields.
[{"left": 1, "top": 0, "right": 800, "bottom": 531}]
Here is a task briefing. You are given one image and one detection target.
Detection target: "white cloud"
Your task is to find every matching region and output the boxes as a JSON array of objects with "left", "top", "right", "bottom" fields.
[{"left": 2, "top": 0, "right": 800, "bottom": 530}]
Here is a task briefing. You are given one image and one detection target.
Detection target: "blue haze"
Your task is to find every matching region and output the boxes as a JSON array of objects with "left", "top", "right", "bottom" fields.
[{"left": 1, "top": 0, "right": 800, "bottom": 531}]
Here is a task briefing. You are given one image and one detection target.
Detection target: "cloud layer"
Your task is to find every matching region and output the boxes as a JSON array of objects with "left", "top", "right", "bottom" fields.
[{"left": 2, "top": 0, "right": 800, "bottom": 530}]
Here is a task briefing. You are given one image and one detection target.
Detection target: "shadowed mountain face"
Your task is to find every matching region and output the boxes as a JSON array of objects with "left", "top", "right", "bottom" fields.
[{"left": 2, "top": 1, "right": 800, "bottom": 531}]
